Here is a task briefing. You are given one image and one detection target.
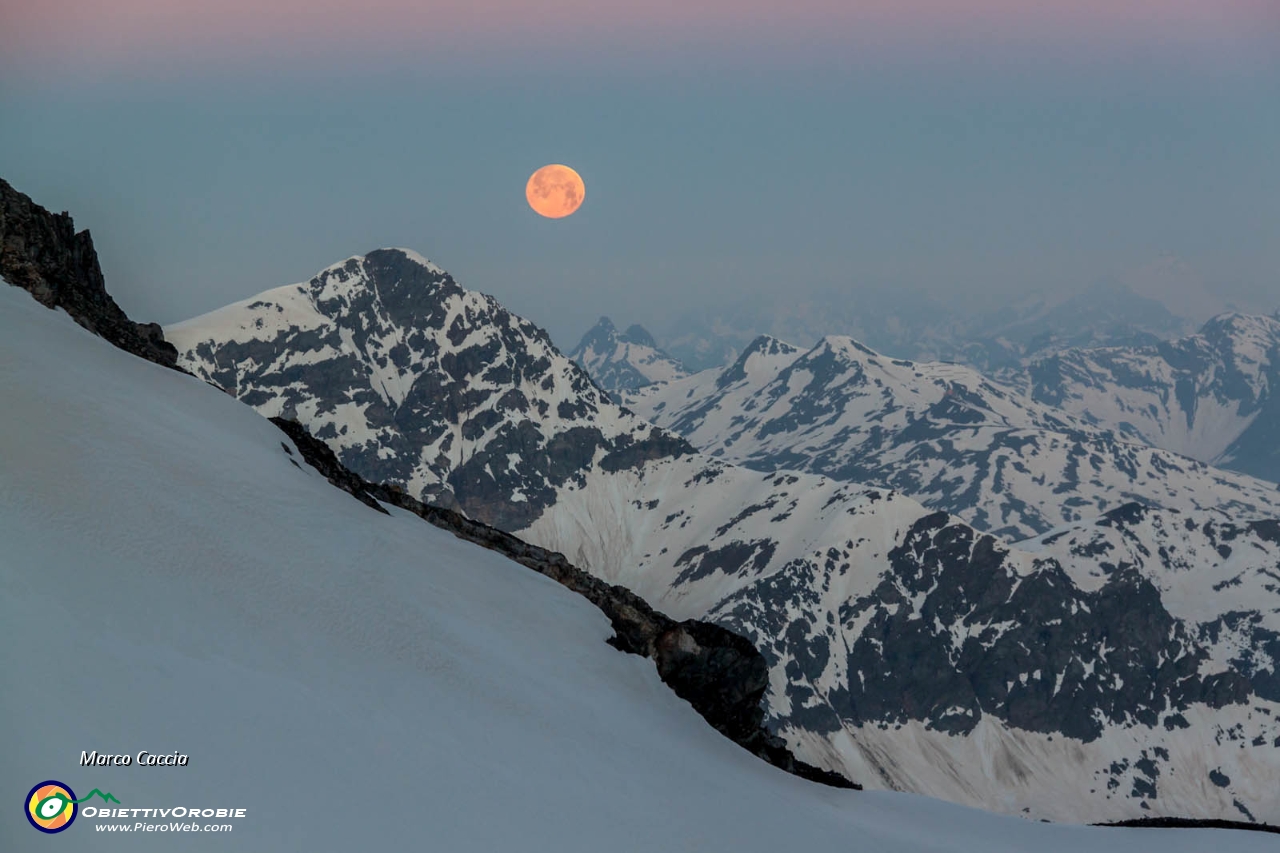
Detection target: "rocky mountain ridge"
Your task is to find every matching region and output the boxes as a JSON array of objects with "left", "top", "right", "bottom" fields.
[
  {"left": 271, "top": 415, "right": 853, "bottom": 789},
  {"left": 1030, "top": 313, "right": 1280, "bottom": 483},
  {"left": 0, "top": 178, "right": 178, "bottom": 369},
  {"left": 626, "top": 332, "right": 1280, "bottom": 540},
  {"left": 569, "top": 315, "right": 689, "bottom": 395},
  {"left": 168, "top": 248, "right": 1280, "bottom": 824}
]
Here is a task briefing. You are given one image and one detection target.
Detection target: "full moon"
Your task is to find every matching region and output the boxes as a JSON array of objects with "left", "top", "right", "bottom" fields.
[{"left": 526, "top": 164, "right": 585, "bottom": 219}]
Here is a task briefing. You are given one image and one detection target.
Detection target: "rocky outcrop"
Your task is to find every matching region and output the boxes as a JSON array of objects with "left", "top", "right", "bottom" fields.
[
  {"left": 0, "top": 178, "right": 178, "bottom": 369},
  {"left": 271, "top": 415, "right": 855, "bottom": 790},
  {"left": 1098, "top": 817, "right": 1279, "bottom": 835},
  {"left": 833, "top": 511, "right": 1251, "bottom": 741}
]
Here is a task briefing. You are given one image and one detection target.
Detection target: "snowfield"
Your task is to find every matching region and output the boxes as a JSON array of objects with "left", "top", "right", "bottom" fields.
[{"left": 12, "top": 285, "right": 1280, "bottom": 850}]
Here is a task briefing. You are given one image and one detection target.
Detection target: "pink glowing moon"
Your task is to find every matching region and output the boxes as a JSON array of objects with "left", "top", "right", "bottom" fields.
[{"left": 526, "top": 164, "right": 585, "bottom": 219}]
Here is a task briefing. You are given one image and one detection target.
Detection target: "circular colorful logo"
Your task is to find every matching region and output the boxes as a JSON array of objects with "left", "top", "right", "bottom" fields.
[{"left": 26, "top": 781, "right": 78, "bottom": 833}]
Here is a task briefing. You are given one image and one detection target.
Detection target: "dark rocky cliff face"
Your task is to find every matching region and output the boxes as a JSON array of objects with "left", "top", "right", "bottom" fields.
[{"left": 0, "top": 178, "right": 178, "bottom": 369}]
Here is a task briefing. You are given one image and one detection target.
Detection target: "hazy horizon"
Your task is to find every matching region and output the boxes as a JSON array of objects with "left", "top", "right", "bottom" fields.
[{"left": 2, "top": 0, "right": 1276, "bottom": 347}]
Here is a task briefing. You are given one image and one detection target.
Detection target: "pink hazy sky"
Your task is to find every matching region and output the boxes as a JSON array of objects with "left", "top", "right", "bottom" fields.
[{"left": 4, "top": 0, "right": 1277, "bottom": 73}]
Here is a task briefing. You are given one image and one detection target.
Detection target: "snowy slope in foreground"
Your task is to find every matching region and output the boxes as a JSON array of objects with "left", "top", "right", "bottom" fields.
[{"left": 13, "top": 289, "right": 1276, "bottom": 851}]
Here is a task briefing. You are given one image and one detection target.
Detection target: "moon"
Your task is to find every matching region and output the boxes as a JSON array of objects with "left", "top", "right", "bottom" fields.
[{"left": 526, "top": 164, "right": 585, "bottom": 219}]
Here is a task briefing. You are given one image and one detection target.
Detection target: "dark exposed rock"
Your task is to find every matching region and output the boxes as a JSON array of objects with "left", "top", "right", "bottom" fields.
[
  {"left": 271, "top": 418, "right": 389, "bottom": 513},
  {"left": 820, "top": 512, "right": 1250, "bottom": 741},
  {"left": 673, "top": 539, "right": 777, "bottom": 585},
  {"left": 272, "top": 416, "right": 856, "bottom": 790},
  {"left": 0, "top": 178, "right": 179, "bottom": 370},
  {"left": 1097, "top": 817, "right": 1280, "bottom": 834}
]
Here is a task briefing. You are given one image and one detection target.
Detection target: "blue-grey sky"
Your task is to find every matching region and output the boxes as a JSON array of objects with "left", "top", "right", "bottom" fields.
[{"left": 2, "top": 7, "right": 1277, "bottom": 346}]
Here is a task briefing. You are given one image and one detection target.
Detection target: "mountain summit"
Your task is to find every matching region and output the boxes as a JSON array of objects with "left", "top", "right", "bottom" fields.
[
  {"left": 169, "top": 249, "right": 692, "bottom": 529},
  {"left": 569, "top": 315, "right": 689, "bottom": 395},
  {"left": 0, "top": 177, "right": 177, "bottom": 368}
]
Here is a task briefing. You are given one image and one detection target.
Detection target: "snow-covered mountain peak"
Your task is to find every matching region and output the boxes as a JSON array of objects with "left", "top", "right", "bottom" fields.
[
  {"left": 1193, "top": 313, "right": 1280, "bottom": 387},
  {"left": 1030, "top": 310, "right": 1280, "bottom": 482},
  {"left": 799, "top": 333, "right": 1012, "bottom": 396},
  {"left": 812, "top": 333, "right": 880, "bottom": 358},
  {"left": 311, "top": 246, "right": 444, "bottom": 279},
  {"left": 569, "top": 314, "right": 689, "bottom": 395},
  {"left": 716, "top": 334, "right": 802, "bottom": 388},
  {"left": 168, "top": 249, "right": 691, "bottom": 529},
  {"left": 631, "top": 329, "right": 1280, "bottom": 541},
  {"left": 384, "top": 246, "right": 444, "bottom": 273},
  {"left": 1198, "top": 311, "right": 1280, "bottom": 343},
  {"left": 578, "top": 314, "right": 620, "bottom": 343}
]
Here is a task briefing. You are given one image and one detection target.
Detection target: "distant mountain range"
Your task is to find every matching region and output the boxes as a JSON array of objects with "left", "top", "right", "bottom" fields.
[
  {"left": 167, "top": 248, "right": 1280, "bottom": 824},
  {"left": 625, "top": 333, "right": 1280, "bottom": 540},
  {"left": 1030, "top": 313, "right": 1280, "bottom": 484},
  {"left": 586, "top": 290, "right": 1280, "bottom": 489},
  {"left": 640, "top": 280, "right": 1200, "bottom": 378},
  {"left": 569, "top": 316, "right": 688, "bottom": 396}
]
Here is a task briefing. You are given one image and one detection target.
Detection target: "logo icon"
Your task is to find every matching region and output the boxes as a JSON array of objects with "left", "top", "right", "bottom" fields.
[
  {"left": 26, "top": 781, "right": 78, "bottom": 833},
  {"left": 25, "top": 782, "right": 119, "bottom": 833}
]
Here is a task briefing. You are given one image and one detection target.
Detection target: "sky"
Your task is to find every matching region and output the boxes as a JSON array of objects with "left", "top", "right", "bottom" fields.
[{"left": 1, "top": 0, "right": 1277, "bottom": 347}]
